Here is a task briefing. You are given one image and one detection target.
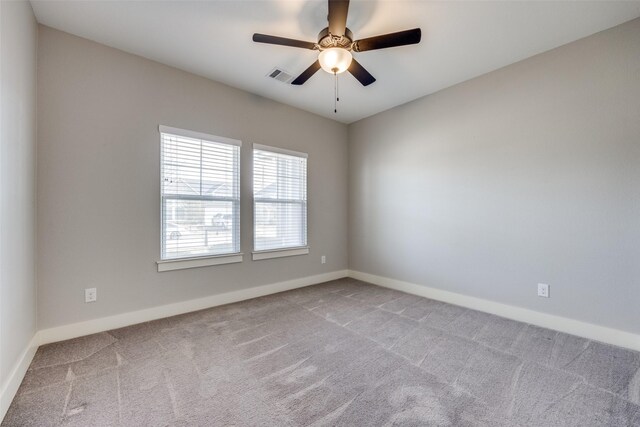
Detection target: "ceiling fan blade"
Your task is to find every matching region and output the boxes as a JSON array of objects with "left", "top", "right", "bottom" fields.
[
  {"left": 252, "top": 33, "right": 316, "bottom": 50},
  {"left": 348, "top": 58, "right": 376, "bottom": 86},
  {"left": 291, "top": 60, "right": 321, "bottom": 85},
  {"left": 328, "top": 0, "right": 349, "bottom": 36},
  {"left": 353, "top": 28, "right": 421, "bottom": 52}
]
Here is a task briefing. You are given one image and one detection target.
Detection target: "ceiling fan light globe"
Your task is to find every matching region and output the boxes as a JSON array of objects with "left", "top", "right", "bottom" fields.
[{"left": 318, "top": 48, "right": 352, "bottom": 74}]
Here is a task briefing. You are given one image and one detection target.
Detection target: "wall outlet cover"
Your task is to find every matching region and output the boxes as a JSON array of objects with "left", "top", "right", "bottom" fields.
[
  {"left": 537, "top": 283, "right": 550, "bottom": 298},
  {"left": 85, "top": 288, "right": 97, "bottom": 303}
]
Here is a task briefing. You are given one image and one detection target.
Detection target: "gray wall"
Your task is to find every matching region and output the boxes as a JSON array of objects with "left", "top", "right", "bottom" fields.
[
  {"left": 349, "top": 18, "right": 640, "bottom": 334},
  {"left": 37, "top": 27, "right": 348, "bottom": 329},
  {"left": 0, "top": 0, "right": 38, "bottom": 387}
]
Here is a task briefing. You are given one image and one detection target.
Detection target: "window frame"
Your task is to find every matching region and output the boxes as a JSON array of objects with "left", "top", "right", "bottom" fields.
[
  {"left": 252, "top": 143, "right": 309, "bottom": 260},
  {"left": 157, "top": 125, "right": 243, "bottom": 271}
]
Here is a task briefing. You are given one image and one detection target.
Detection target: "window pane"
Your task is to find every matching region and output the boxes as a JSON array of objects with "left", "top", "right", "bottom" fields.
[
  {"left": 162, "top": 134, "right": 239, "bottom": 198},
  {"left": 254, "top": 201, "right": 306, "bottom": 251},
  {"left": 253, "top": 151, "right": 306, "bottom": 200},
  {"left": 162, "top": 199, "right": 238, "bottom": 259},
  {"left": 253, "top": 147, "right": 307, "bottom": 252},
  {"left": 161, "top": 130, "right": 240, "bottom": 260}
]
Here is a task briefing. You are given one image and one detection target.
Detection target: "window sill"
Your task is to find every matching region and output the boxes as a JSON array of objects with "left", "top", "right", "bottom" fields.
[
  {"left": 252, "top": 247, "right": 309, "bottom": 261},
  {"left": 157, "top": 253, "right": 243, "bottom": 272}
]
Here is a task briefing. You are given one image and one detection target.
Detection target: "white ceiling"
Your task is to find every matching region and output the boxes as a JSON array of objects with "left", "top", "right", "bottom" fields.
[{"left": 31, "top": 0, "right": 640, "bottom": 124}]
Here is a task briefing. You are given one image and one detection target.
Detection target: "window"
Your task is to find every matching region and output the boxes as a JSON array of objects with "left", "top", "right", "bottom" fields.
[
  {"left": 160, "top": 126, "right": 240, "bottom": 262},
  {"left": 253, "top": 144, "right": 308, "bottom": 258}
]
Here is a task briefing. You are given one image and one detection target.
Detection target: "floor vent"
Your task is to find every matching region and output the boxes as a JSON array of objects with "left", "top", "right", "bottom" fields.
[{"left": 267, "top": 68, "right": 294, "bottom": 84}]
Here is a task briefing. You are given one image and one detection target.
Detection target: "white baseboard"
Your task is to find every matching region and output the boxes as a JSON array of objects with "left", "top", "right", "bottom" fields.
[
  {"left": 349, "top": 270, "right": 640, "bottom": 352},
  {"left": 38, "top": 269, "right": 349, "bottom": 345},
  {"left": 1, "top": 270, "right": 347, "bottom": 423},
  {"left": 0, "top": 334, "right": 39, "bottom": 422},
  {"left": 8, "top": 267, "right": 637, "bottom": 424}
]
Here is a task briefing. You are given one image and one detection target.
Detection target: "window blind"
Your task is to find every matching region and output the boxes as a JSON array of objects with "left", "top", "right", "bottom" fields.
[
  {"left": 160, "top": 126, "right": 241, "bottom": 260},
  {"left": 253, "top": 145, "right": 307, "bottom": 252}
]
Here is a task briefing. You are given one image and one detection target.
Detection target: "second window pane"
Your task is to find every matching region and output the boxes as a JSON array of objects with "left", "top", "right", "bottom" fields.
[{"left": 253, "top": 146, "right": 308, "bottom": 252}]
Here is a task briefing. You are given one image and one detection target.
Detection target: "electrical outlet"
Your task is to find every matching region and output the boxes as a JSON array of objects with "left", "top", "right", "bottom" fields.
[
  {"left": 85, "top": 288, "right": 97, "bottom": 303},
  {"left": 537, "top": 283, "right": 549, "bottom": 298},
  {"left": 321, "top": 255, "right": 326, "bottom": 264}
]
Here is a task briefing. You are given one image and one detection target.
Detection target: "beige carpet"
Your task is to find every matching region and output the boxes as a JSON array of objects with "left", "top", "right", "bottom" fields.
[{"left": 3, "top": 278, "right": 640, "bottom": 426}]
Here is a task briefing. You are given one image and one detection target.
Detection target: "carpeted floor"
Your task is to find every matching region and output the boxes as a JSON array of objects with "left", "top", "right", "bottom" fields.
[{"left": 3, "top": 279, "right": 640, "bottom": 426}]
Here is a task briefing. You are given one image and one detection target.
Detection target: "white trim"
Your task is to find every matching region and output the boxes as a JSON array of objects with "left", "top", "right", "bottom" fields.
[
  {"left": 157, "top": 253, "right": 243, "bottom": 272},
  {"left": 349, "top": 270, "right": 640, "bottom": 352},
  {"left": 253, "top": 143, "right": 308, "bottom": 159},
  {"left": 0, "top": 334, "right": 39, "bottom": 422},
  {"left": 158, "top": 125, "right": 242, "bottom": 147},
  {"left": 252, "top": 247, "right": 309, "bottom": 261},
  {"left": 38, "top": 270, "right": 348, "bottom": 345}
]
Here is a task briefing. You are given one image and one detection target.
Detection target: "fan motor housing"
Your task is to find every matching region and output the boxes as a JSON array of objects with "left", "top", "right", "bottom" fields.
[{"left": 317, "top": 27, "right": 354, "bottom": 50}]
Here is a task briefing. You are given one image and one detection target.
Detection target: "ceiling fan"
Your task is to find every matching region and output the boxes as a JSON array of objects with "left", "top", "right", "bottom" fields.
[{"left": 252, "top": 0, "right": 421, "bottom": 86}]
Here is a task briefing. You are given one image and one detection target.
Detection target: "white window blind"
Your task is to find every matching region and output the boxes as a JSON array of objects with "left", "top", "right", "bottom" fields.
[
  {"left": 160, "top": 126, "right": 241, "bottom": 260},
  {"left": 253, "top": 145, "right": 307, "bottom": 252}
]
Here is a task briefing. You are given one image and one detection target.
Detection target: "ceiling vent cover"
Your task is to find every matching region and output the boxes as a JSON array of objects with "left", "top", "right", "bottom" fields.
[{"left": 267, "top": 68, "right": 294, "bottom": 84}]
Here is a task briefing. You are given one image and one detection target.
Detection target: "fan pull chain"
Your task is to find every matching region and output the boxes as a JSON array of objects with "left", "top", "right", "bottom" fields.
[
  {"left": 334, "top": 71, "right": 338, "bottom": 113},
  {"left": 333, "top": 71, "right": 340, "bottom": 114}
]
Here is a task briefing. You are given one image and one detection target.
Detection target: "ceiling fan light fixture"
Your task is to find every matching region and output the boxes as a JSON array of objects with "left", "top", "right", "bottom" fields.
[
  {"left": 253, "top": 0, "right": 421, "bottom": 86},
  {"left": 318, "top": 47, "right": 352, "bottom": 74}
]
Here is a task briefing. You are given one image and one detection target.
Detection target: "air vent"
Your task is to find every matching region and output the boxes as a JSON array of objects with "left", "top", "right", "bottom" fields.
[{"left": 267, "top": 68, "right": 294, "bottom": 84}]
